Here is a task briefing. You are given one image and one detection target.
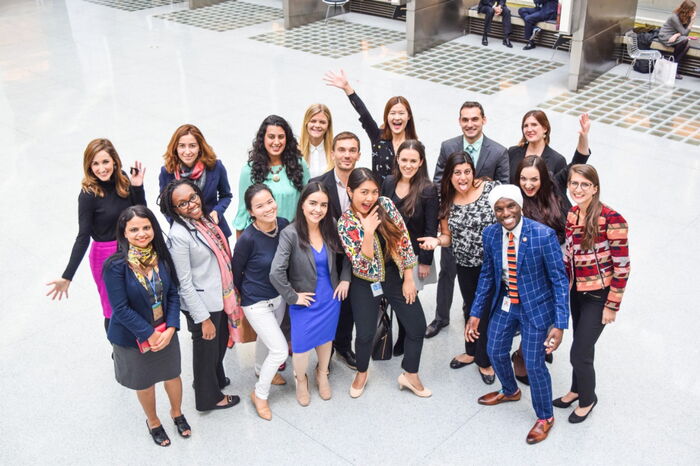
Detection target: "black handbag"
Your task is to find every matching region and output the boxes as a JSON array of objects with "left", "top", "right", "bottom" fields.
[{"left": 372, "top": 298, "right": 393, "bottom": 361}]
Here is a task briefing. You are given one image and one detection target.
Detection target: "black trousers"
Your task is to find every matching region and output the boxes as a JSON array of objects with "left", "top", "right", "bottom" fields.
[
  {"left": 433, "top": 247, "right": 459, "bottom": 325},
  {"left": 456, "top": 264, "right": 491, "bottom": 368},
  {"left": 350, "top": 263, "right": 427, "bottom": 373},
  {"left": 672, "top": 40, "right": 691, "bottom": 68},
  {"left": 185, "top": 310, "right": 229, "bottom": 411},
  {"left": 334, "top": 298, "right": 355, "bottom": 353},
  {"left": 479, "top": 4, "right": 512, "bottom": 36},
  {"left": 570, "top": 288, "right": 608, "bottom": 406}
]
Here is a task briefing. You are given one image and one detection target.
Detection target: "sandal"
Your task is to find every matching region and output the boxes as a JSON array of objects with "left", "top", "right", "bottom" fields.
[
  {"left": 172, "top": 415, "right": 191, "bottom": 438},
  {"left": 211, "top": 394, "right": 240, "bottom": 410},
  {"left": 146, "top": 420, "right": 171, "bottom": 447}
]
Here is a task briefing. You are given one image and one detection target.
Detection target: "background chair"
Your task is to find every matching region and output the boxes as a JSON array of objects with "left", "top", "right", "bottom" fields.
[
  {"left": 625, "top": 31, "right": 662, "bottom": 85},
  {"left": 323, "top": 0, "right": 349, "bottom": 24}
]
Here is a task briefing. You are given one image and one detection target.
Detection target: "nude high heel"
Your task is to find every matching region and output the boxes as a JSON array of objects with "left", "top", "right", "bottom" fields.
[
  {"left": 316, "top": 365, "right": 331, "bottom": 401},
  {"left": 294, "top": 373, "right": 310, "bottom": 407},
  {"left": 398, "top": 373, "right": 432, "bottom": 398},
  {"left": 250, "top": 391, "right": 272, "bottom": 421},
  {"left": 349, "top": 372, "right": 368, "bottom": 398}
]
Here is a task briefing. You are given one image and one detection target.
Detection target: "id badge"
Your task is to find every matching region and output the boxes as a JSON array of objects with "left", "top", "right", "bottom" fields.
[
  {"left": 152, "top": 301, "right": 164, "bottom": 321},
  {"left": 370, "top": 282, "right": 384, "bottom": 297},
  {"left": 501, "top": 296, "right": 511, "bottom": 313}
]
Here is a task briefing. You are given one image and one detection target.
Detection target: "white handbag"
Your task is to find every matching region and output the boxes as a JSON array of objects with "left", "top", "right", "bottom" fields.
[{"left": 652, "top": 56, "right": 677, "bottom": 87}]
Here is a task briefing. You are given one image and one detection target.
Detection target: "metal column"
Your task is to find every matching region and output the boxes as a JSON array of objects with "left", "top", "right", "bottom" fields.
[{"left": 406, "top": 0, "right": 468, "bottom": 56}]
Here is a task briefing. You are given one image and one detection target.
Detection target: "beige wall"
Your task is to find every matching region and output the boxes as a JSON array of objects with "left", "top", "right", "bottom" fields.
[{"left": 638, "top": 0, "right": 678, "bottom": 11}]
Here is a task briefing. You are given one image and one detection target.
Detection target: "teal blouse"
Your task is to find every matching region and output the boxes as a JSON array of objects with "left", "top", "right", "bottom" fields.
[{"left": 233, "top": 159, "right": 310, "bottom": 231}]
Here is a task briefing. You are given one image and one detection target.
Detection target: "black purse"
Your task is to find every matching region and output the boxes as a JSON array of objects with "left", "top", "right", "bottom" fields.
[{"left": 372, "top": 298, "right": 393, "bottom": 361}]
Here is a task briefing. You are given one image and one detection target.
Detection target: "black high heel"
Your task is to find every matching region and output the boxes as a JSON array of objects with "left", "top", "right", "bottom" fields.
[
  {"left": 568, "top": 398, "right": 598, "bottom": 423},
  {"left": 146, "top": 420, "right": 171, "bottom": 447}
]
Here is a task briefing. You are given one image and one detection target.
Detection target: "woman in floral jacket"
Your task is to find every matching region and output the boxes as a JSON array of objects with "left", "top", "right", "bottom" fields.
[{"left": 337, "top": 168, "right": 430, "bottom": 399}]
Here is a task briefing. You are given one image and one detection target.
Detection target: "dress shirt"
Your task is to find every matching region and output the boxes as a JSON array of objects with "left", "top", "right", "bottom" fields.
[
  {"left": 309, "top": 143, "right": 327, "bottom": 178},
  {"left": 334, "top": 169, "right": 351, "bottom": 214},
  {"left": 463, "top": 134, "right": 484, "bottom": 168},
  {"left": 501, "top": 218, "right": 523, "bottom": 283}
]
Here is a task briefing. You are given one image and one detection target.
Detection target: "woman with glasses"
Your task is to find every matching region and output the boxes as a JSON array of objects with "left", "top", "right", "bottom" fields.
[{"left": 553, "top": 164, "right": 630, "bottom": 424}]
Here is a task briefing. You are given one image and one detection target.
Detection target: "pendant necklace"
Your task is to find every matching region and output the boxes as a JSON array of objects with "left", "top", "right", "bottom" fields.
[
  {"left": 253, "top": 220, "right": 279, "bottom": 238},
  {"left": 270, "top": 165, "right": 284, "bottom": 182}
]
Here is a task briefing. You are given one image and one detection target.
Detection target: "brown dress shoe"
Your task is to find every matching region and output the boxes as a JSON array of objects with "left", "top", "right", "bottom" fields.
[
  {"left": 526, "top": 418, "right": 554, "bottom": 444},
  {"left": 478, "top": 389, "right": 521, "bottom": 405},
  {"left": 271, "top": 373, "right": 287, "bottom": 385}
]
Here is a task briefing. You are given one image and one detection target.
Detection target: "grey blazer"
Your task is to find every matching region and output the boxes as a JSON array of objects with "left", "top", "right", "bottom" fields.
[
  {"left": 433, "top": 134, "right": 510, "bottom": 184},
  {"left": 168, "top": 220, "right": 226, "bottom": 324},
  {"left": 269, "top": 223, "right": 352, "bottom": 306}
]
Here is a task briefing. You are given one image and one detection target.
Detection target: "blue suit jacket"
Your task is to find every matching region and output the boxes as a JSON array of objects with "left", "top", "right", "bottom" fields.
[
  {"left": 159, "top": 160, "right": 233, "bottom": 237},
  {"left": 470, "top": 217, "right": 569, "bottom": 330},
  {"left": 104, "top": 258, "right": 180, "bottom": 348},
  {"left": 535, "top": 0, "right": 558, "bottom": 15}
]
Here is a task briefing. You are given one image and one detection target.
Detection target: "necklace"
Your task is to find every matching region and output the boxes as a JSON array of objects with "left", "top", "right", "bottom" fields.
[
  {"left": 270, "top": 165, "right": 284, "bottom": 182},
  {"left": 253, "top": 220, "right": 279, "bottom": 238}
]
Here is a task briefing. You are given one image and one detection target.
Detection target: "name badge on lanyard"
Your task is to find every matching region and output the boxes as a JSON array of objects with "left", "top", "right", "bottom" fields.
[
  {"left": 371, "top": 281, "right": 384, "bottom": 297},
  {"left": 148, "top": 272, "right": 163, "bottom": 321},
  {"left": 501, "top": 296, "right": 511, "bottom": 313}
]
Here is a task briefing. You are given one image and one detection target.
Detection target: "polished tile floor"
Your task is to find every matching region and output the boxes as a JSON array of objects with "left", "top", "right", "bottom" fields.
[
  {"left": 84, "top": 0, "right": 184, "bottom": 12},
  {"left": 155, "top": 0, "right": 282, "bottom": 32},
  {"left": 1, "top": 0, "right": 699, "bottom": 464}
]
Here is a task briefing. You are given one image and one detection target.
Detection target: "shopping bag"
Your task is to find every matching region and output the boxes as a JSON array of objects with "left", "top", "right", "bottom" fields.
[{"left": 652, "top": 56, "right": 677, "bottom": 87}]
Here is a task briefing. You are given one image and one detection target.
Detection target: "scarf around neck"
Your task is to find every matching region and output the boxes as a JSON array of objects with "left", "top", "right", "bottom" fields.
[{"left": 175, "top": 160, "right": 207, "bottom": 189}]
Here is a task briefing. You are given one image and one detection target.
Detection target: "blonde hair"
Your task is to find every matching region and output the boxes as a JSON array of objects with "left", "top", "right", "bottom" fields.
[
  {"left": 81, "top": 139, "right": 130, "bottom": 198},
  {"left": 299, "top": 104, "right": 334, "bottom": 172}
]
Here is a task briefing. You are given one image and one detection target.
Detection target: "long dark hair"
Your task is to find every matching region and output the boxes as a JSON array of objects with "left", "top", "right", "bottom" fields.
[
  {"left": 103, "top": 205, "right": 178, "bottom": 287},
  {"left": 438, "top": 151, "right": 485, "bottom": 220},
  {"left": 157, "top": 179, "right": 213, "bottom": 229},
  {"left": 516, "top": 156, "right": 564, "bottom": 242},
  {"left": 391, "top": 139, "right": 433, "bottom": 218},
  {"left": 380, "top": 96, "right": 418, "bottom": 141},
  {"left": 249, "top": 115, "right": 305, "bottom": 191},
  {"left": 347, "top": 168, "right": 404, "bottom": 257},
  {"left": 293, "top": 182, "right": 342, "bottom": 253},
  {"left": 568, "top": 164, "right": 603, "bottom": 250}
]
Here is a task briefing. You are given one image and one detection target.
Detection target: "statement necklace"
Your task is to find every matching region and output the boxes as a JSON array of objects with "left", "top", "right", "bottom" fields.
[
  {"left": 270, "top": 165, "right": 284, "bottom": 182},
  {"left": 253, "top": 220, "right": 279, "bottom": 238}
]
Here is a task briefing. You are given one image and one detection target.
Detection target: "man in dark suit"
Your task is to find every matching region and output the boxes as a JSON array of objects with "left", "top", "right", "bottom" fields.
[
  {"left": 467, "top": 185, "right": 568, "bottom": 444},
  {"left": 479, "top": 0, "right": 513, "bottom": 47},
  {"left": 519, "top": 0, "right": 559, "bottom": 50},
  {"left": 310, "top": 131, "right": 362, "bottom": 369},
  {"left": 426, "top": 101, "right": 509, "bottom": 340}
]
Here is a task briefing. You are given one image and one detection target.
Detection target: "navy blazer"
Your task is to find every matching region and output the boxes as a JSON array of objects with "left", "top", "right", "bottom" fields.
[
  {"left": 159, "top": 160, "right": 233, "bottom": 237},
  {"left": 535, "top": 0, "right": 558, "bottom": 15},
  {"left": 470, "top": 217, "right": 569, "bottom": 330},
  {"left": 104, "top": 258, "right": 180, "bottom": 348}
]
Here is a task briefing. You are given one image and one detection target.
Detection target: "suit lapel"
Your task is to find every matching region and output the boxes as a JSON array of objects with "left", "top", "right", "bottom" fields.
[
  {"left": 517, "top": 219, "right": 530, "bottom": 272},
  {"left": 493, "top": 227, "right": 503, "bottom": 274},
  {"left": 325, "top": 171, "right": 342, "bottom": 220},
  {"left": 475, "top": 136, "right": 490, "bottom": 175}
]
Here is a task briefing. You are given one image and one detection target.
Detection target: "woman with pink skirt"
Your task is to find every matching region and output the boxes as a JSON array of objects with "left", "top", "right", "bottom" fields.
[{"left": 46, "top": 138, "right": 147, "bottom": 332}]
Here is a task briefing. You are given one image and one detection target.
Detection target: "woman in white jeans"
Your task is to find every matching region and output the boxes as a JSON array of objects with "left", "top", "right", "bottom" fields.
[{"left": 232, "top": 184, "right": 289, "bottom": 421}]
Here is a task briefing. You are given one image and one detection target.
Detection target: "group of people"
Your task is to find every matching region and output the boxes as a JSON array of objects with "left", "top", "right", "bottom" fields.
[{"left": 46, "top": 70, "right": 630, "bottom": 447}]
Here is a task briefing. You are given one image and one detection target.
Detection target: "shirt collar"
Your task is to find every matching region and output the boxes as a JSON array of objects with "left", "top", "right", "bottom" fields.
[
  {"left": 463, "top": 134, "right": 484, "bottom": 154},
  {"left": 334, "top": 169, "right": 346, "bottom": 187}
]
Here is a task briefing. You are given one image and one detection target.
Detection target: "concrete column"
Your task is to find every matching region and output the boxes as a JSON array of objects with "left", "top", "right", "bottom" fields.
[
  {"left": 283, "top": 0, "right": 327, "bottom": 29},
  {"left": 567, "top": 0, "right": 639, "bottom": 91},
  {"left": 406, "top": 0, "right": 468, "bottom": 56}
]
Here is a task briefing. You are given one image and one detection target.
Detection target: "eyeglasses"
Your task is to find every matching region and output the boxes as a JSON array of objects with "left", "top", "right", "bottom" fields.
[
  {"left": 176, "top": 193, "right": 199, "bottom": 209},
  {"left": 568, "top": 181, "right": 594, "bottom": 191}
]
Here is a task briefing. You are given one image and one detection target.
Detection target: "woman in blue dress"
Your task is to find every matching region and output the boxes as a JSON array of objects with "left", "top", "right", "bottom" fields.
[{"left": 270, "top": 182, "right": 351, "bottom": 406}]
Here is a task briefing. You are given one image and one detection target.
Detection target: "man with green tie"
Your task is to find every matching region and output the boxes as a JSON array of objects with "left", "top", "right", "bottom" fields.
[{"left": 426, "top": 101, "right": 509, "bottom": 344}]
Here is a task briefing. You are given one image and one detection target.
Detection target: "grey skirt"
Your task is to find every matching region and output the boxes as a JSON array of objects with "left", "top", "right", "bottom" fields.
[{"left": 112, "top": 333, "right": 181, "bottom": 390}]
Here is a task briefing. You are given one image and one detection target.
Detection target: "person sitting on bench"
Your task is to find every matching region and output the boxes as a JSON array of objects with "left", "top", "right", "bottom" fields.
[
  {"left": 519, "top": 0, "right": 559, "bottom": 50},
  {"left": 479, "top": 0, "right": 513, "bottom": 48}
]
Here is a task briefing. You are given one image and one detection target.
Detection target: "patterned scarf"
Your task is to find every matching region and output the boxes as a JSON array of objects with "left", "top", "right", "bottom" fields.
[
  {"left": 127, "top": 244, "right": 162, "bottom": 305},
  {"left": 192, "top": 217, "right": 243, "bottom": 344},
  {"left": 175, "top": 160, "right": 207, "bottom": 189}
]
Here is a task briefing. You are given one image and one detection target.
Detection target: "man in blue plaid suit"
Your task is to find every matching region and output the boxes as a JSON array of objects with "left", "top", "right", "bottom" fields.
[{"left": 466, "top": 184, "right": 569, "bottom": 444}]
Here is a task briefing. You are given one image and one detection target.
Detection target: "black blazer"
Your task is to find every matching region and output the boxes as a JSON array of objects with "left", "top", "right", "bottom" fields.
[
  {"left": 311, "top": 169, "right": 346, "bottom": 222},
  {"left": 381, "top": 175, "right": 439, "bottom": 266},
  {"left": 508, "top": 144, "right": 567, "bottom": 184}
]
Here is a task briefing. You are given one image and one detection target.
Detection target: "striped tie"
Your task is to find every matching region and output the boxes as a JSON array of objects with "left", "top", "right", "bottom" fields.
[{"left": 507, "top": 232, "right": 520, "bottom": 304}]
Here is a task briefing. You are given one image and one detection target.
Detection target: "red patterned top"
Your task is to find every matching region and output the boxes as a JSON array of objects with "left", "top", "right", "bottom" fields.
[{"left": 564, "top": 204, "right": 630, "bottom": 312}]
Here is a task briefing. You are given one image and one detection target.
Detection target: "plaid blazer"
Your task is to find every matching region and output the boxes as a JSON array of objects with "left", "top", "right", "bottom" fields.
[{"left": 470, "top": 217, "right": 570, "bottom": 330}]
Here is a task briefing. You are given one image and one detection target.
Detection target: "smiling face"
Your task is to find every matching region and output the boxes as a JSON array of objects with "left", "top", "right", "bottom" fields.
[
  {"left": 450, "top": 162, "right": 474, "bottom": 194},
  {"left": 459, "top": 107, "right": 486, "bottom": 142},
  {"left": 172, "top": 183, "right": 203, "bottom": 220},
  {"left": 248, "top": 189, "right": 278, "bottom": 223},
  {"left": 386, "top": 102, "right": 410, "bottom": 136},
  {"left": 302, "top": 190, "right": 329, "bottom": 226},
  {"left": 568, "top": 172, "right": 598, "bottom": 206},
  {"left": 397, "top": 148, "right": 423, "bottom": 181},
  {"left": 331, "top": 137, "right": 361, "bottom": 173},
  {"left": 348, "top": 180, "right": 379, "bottom": 215},
  {"left": 494, "top": 198, "right": 522, "bottom": 231},
  {"left": 519, "top": 166, "right": 541, "bottom": 198},
  {"left": 91, "top": 150, "right": 114, "bottom": 182},
  {"left": 306, "top": 111, "right": 329, "bottom": 143},
  {"left": 124, "top": 215, "right": 155, "bottom": 248},
  {"left": 264, "top": 125, "right": 286, "bottom": 158},
  {"left": 522, "top": 115, "right": 546, "bottom": 144},
  {"left": 177, "top": 133, "right": 200, "bottom": 168}
]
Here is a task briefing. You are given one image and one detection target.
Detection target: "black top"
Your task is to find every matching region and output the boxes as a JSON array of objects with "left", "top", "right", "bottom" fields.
[
  {"left": 62, "top": 179, "right": 146, "bottom": 280},
  {"left": 381, "top": 175, "right": 439, "bottom": 266},
  {"left": 347, "top": 92, "right": 395, "bottom": 183},
  {"left": 508, "top": 144, "right": 567, "bottom": 185},
  {"left": 232, "top": 217, "right": 289, "bottom": 306}
]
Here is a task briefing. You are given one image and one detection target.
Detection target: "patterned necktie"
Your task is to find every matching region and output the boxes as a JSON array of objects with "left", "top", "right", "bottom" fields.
[
  {"left": 507, "top": 232, "right": 520, "bottom": 304},
  {"left": 467, "top": 144, "right": 475, "bottom": 155}
]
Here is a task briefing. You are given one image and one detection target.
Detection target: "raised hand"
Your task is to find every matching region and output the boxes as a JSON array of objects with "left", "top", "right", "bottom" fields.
[
  {"left": 359, "top": 206, "right": 382, "bottom": 235},
  {"left": 323, "top": 70, "right": 353, "bottom": 95},
  {"left": 130, "top": 160, "right": 146, "bottom": 186},
  {"left": 578, "top": 113, "right": 591, "bottom": 137}
]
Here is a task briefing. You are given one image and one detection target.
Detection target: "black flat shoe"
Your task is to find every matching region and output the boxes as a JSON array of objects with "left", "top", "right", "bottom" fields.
[
  {"left": 479, "top": 369, "right": 496, "bottom": 385},
  {"left": 450, "top": 357, "right": 475, "bottom": 369},
  {"left": 568, "top": 398, "right": 597, "bottom": 423},
  {"left": 482, "top": 36, "right": 488, "bottom": 46},
  {"left": 524, "top": 41, "right": 536, "bottom": 51},
  {"left": 172, "top": 415, "right": 191, "bottom": 438},
  {"left": 146, "top": 420, "right": 171, "bottom": 447},
  {"left": 503, "top": 37, "right": 512, "bottom": 48},
  {"left": 335, "top": 348, "right": 357, "bottom": 370},
  {"left": 425, "top": 320, "right": 448, "bottom": 339},
  {"left": 207, "top": 394, "right": 240, "bottom": 411},
  {"left": 515, "top": 374, "right": 530, "bottom": 385},
  {"left": 553, "top": 395, "right": 579, "bottom": 408},
  {"left": 219, "top": 377, "right": 231, "bottom": 389}
]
